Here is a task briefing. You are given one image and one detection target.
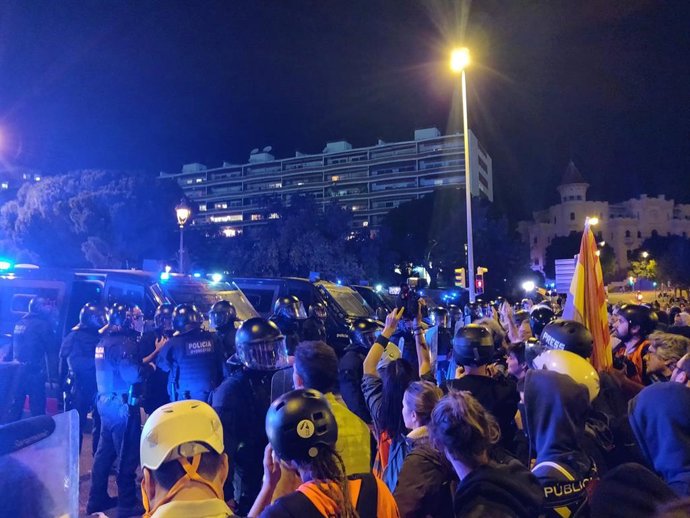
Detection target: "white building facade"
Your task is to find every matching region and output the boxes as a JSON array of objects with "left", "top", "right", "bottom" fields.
[
  {"left": 161, "top": 127, "right": 493, "bottom": 236},
  {"left": 519, "top": 162, "right": 690, "bottom": 272}
]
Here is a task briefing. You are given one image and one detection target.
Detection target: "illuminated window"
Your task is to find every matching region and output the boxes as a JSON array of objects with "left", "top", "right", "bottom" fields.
[
  {"left": 268, "top": 213, "right": 280, "bottom": 220},
  {"left": 195, "top": 178, "right": 203, "bottom": 183},
  {"left": 0, "top": 182, "right": 8, "bottom": 190},
  {"left": 199, "top": 204, "right": 207, "bottom": 212},
  {"left": 332, "top": 175, "right": 340, "bottom": 182},
  {"left": 268, "top": 182, "right": 282, "bottom": 189},
  {"left": 221, "top": 228, "right": 241, "bottom": 238},
  {"left": 362, "top": 221, "right": 369, "bottom": 227},
  {"left": 250, "top": 214, "right": 263, "bottom": 221},
  {"left": 215, "top": 202, "right": 228, "bottom": 209}
]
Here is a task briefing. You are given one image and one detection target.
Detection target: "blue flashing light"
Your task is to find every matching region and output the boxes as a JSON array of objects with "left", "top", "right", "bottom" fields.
[
  {"left": 160, "top": 272, "right": 170, "bottom": 282},
  {"left": 193, "top": 272, "right": 201, "bottom": 278},
  {"left": 0, "top": 260, "right": 13, "bottom": 271},
  {"left": 375, "top": 284, "right": 383, "bottom": 293},
  {"left": 336, "top": 279, "right": 343, "bottom": 286},
  {"left": 418, "top": 290, "right": 425, "bottom": 296},
  {"left": 211, "top": 273, "right": 223, "bottom": 283}
]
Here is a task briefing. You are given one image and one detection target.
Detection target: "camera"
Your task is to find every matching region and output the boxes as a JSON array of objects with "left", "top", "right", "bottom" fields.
[{"left": 396, "top": 283, "right": 421, "bottom": 321}]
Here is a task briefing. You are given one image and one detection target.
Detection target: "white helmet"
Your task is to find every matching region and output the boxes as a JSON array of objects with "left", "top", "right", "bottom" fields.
[
  {"left": 532, "top": 349, "right": 600, "bottom": 402},
  {"left": 140, "top": 400, "right": 224, "bottom": 470}
]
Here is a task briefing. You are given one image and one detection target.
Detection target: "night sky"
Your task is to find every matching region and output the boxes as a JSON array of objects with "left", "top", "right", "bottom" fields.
[{"left": 1, "top": 0, "right": 689, "bottom": 220}]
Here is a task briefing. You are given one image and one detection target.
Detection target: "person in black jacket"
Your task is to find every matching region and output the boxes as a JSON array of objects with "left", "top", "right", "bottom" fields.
[
  {"left": 302, "top": 302, "right": 328, "bottom": 342},
  {"left": 8, "top": 297, "right": 56, "bottom": 421},
  {"left": 59, "top": 302, "right": 106, "bottom": 453},
  {"left": 444, "top": 324, "right": 519, "bottom": 452},
  {"left": 394, "top": 380, "right": 455, "bottom": 518},
  {"left": 428, "top": 390, "right": 544, "bottom": 518}
]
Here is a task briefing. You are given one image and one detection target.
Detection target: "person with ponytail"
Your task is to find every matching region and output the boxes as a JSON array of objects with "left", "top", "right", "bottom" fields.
[{"left": 250, "top": 389, "right": 399, "bottom": 518}]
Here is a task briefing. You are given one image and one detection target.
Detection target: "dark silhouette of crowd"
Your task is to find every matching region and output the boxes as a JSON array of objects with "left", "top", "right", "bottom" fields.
[{"left": 3, "top": 292, "right": 690, "bottom": 518}]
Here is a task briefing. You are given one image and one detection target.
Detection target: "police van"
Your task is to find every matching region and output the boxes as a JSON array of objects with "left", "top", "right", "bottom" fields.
[
  {"left": 231, "top": 277, "right": 378, "bottom": 353},
  {"left": 0, "top": 266, "right": 258, "bottom": 370}
]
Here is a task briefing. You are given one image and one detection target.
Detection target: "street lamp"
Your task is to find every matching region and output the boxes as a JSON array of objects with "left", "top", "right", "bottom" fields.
[
  {"left": 641, "top": 251, "right": 649, "bottom": 259},
  {"left": 450, "top": 47, "right": 476, "bottom": 302},
  {"left": 175, "top": 199, "right": 192, "bottom": 273}
]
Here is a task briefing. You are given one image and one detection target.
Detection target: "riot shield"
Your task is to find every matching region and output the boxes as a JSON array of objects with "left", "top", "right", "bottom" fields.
[{"left": 0, "top": 409, "right": 79, "bottom": 517}]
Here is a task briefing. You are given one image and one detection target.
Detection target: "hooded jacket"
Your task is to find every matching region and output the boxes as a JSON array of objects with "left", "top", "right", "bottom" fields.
[
  {"left": 453, "top": 460, "right": 544, "bottom": 518},
  {"left": 524, "top": 369, "right": 597, "bottom": 516},
  {"left": 394, "top": 426, "right": 456, "bottom": 518},
  {"left": 629, "top": 382, "right": 690, "bottom": 496}
]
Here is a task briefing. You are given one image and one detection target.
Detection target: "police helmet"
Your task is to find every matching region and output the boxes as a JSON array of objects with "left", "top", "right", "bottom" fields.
[
  {"left": 618, "top": 304, "right": 658, "bottom": 337},
  {"left": 452, "top": 324, "right": 494, "bottom": 367},
  {"left": 429, "top": 307, "right": 450, "bottom": 328},
  {"left": 529, "top": 305, "right": 556, "bottom": 337},
  {"left": 172, "top": 304, "right": 203, "bottom": 336},
  {"left": 514, "top": 310, "right": 530, "bottom": 325},
  {"left": 235, "top": 317, "right": 288, "bottom": 370},
  {"left": 28, "top": 297, "right": 50, "bottom": 316},
  {"left": 209, "top": 300, "right": 237, "bottom": 330},
  {"left": 448, "top": 305, "right": 463, "bottom": 324},
  {"left": 273, "top": 295, "right": 308, "bottom": 320},
  {"left": 154, "top": 303, "right": 175, "bottom": 332},
  {"left": 539, "top": 319, "right": 594, "bottom": 359},
  {"left": 74, "top": 303, "right": 107, "bottom": 331},
  {"left": 266, "top": 389, "right": 338, "bottom": 463},
  {"left": 351, "top": 318, "right": 381, "bottom": 349},
  {"left": 464, "top": 302, "right": 483, "bottom": 321},
  {"left": 308, "top": 302, "right": 327, "bottom": 321},
  {"left": 523, "top": 336, "right": 544, "bottom": 369},
  {"left": 108, "top": 303, "right": 130, "bottom": 328}
]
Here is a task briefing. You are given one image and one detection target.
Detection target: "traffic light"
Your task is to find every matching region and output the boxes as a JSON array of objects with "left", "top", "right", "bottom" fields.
[
  {"left": 475, "top": 274, "right": 484, "bottom": 295},
  {"left": 454, "top": 267, "right": 466, "bottom": 288}
]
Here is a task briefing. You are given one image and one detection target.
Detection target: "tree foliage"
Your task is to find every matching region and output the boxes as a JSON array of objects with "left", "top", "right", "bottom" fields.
[
  {"left": 0, "top": 170, "right": 182, "bottom": 268},
  {"left": 633, "top": 235, "right": 690, "bottom": 290}
]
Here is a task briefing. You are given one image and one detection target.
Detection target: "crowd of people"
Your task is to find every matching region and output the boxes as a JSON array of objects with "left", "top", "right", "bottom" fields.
[{"left": 3, "top": 290, "right": 690, "bottom": 518}]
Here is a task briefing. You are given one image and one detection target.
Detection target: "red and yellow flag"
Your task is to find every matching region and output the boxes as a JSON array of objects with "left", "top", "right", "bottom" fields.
[{"left": 563, "top": 222, "right": 612, "bottom": 370}]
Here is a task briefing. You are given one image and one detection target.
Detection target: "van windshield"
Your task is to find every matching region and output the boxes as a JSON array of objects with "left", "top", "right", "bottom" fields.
[
  {"left": 320, "top": 284, "right": 373, "bottom": 318},
  {"left": 158, "top": 281, "right": 259, "bottom": 321}
]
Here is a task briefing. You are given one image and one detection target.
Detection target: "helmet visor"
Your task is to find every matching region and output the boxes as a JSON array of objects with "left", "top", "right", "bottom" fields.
[
  {"left": 209, "top": 311, "right": 230, "bottom": 330},
  {"left": 237, "top": 337, "right": 289, "bottom": 370}
]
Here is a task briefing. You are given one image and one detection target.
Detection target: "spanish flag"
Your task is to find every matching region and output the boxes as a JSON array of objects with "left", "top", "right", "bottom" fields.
[{"left": 563, "top": 221, "right": 612, "bottom": 370}]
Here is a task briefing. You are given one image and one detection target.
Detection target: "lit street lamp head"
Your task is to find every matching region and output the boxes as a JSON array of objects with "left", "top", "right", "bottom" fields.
[
  {"left": 175, "top": 199, "right": 192, "bottom": 227},
  {"left": 642, "top": 251, "right": 649, "bottom": 259},
  {"left": 450, "top": 47, "right": 471, "bottom": 73}
]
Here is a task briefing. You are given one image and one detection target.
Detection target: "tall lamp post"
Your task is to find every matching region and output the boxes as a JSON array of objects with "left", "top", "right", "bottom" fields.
[
  {"left": 175, "top": 199, "right": 192, "bottom": 273},
  {"left": 450, "top": 47, "right": 476, "bottom": 302}
]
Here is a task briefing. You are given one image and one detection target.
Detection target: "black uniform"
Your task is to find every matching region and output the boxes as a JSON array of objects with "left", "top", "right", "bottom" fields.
[
  {"left": 270, "top": 315, "right": 301, "bottom": 355},
  {"left": 156, "top": 327, "right": 224, "bottom": 402},
  {"left": 212, "top": 368, "right": 275, "bottom": 514},
  {"left": 59, "top": 327, "right": 101, "bottom": 452},
  {"left": 87, "top": 328, "right": 142, "bottom": 514},
  {"left": 9, "top": 313, "right": 55, "bottom": 420},
  {"left": 338, "top": 344, "right": 372, "bottom": 424}
]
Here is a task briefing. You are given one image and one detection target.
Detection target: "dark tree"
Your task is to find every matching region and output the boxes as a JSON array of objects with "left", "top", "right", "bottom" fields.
[{"left": 633, "top": 235, "right": 690, "bottom": 293}]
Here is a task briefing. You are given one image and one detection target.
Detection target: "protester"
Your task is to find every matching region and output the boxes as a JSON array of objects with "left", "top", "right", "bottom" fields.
[
  {"left": 612, "top": 304, "right": 658, "bottom": 394},
  {"left": 629, "top": 382, "right": 690, "bottom": 497},
  {"left": 139, "top": 400, "right": 233, "bottom": 517},
  {"left": 645, "top": 332, "right": 690, "bottom": 383},
  {"left": 362, "top": 306, "right": 431, "bottom": 490},
  {"left": 292, "top": 340, "right": 371, "bottom": 475},
  {"left": 506, "top": 342, "right": 528, "bottom": 381},
  {"left": 394, "top": 380, "right": 455, "bottom": 518},
  {"left": 428, "top": 390, "right": 543, "bottom": 517},
  {"left": 249, "top": 389, "right": 399, "bottom": 517}
]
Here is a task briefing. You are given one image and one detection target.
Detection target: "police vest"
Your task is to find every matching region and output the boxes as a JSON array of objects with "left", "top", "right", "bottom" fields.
[{"left": 166, "top": 330, "right": 222, "bottom": 401}]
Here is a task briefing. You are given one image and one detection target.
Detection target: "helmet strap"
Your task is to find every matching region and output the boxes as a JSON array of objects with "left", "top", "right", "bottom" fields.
[{"left": 141, "top": 453, "right": 224, "bottom": 518}]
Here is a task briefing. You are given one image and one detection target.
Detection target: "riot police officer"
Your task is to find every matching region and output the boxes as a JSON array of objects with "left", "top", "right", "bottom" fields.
[
  {"left": 156, "top": 304, "right": 223, "bottom": 402},
  {"left": 9, "top": 296, "right": 56, "bottom": 421},
  {"left": 338, "top": 317, "right": 381, "bottom": 423},
  {"left": 302, "top": 301, "right": 327, "bottom": 342},
  {"left": 209, "top": 299, "right": 239, "bottom": 360},
  {"left": 211, "top": 317, "right": 288, "bottom": 514},
  {"left": 86, "top": 303, "right": 144, "bottom": 516},
  {"left": 138, "top": 303, "right": 174, "bottom": 413},
  {"left": 270, "top": 295, "right": 306, "bottom": 355},
  {"left": 59, "top": 302, "right": 107, "bottom": 453}
]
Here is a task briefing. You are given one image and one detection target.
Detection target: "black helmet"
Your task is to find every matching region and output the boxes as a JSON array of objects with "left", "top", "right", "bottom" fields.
[
  {"left": 464, "top": 302, "right": 483, "bottom": 321},
  {"left": 236, "top": 317, "right": 288, "bottom": 370},
  {"left": 539, "top": 319, "right": 594, "bottom": 359},
  {"left": 493, "top": 296, "right": 505, "bottom": 309},
  {"left": 28, "top": 297, "right": 50, "bottom": 316},
  {"left": 351, "top": 318, "right": 381, "bottom": 349},
  {"left": 452, "top": 324, "right": 494, "bottom": 366},
  {"left": 429, "top": 307, "right": 449, "bottom": 328},
  {"left": 154, "top": 303, "right": 174, "bottom": 332},
  {"left": 74, "top": 303, "right": 107, "bottom": 331},
  {"left": 308, "top": 302, "right": 327, "bottom": 321},
  {"left": 172, "top": 304, "right": 202, "bottom": 336},
  {"left": 618, "top": 304, "right": 658, "bottom": 337},
  {"left": 266, "top": 389, "right": 338, "bottom": 463},
  {"left": 273, "top": 295, "right": 307, "bottom": 320},
  {"left": 530, "top": 306, "right": 556, "bottom": 337},
  {"left": 523, "top": 337, "right": 544, "bottom": 369},
  {"left": 209, "top": 300, "right": 237, "bottom": 330},
  {"left": 514, "top": 310, "right": 530, "bottom": 324},
  {"left": 108, "top": 303, "right": 130, "bottom": 328}
]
